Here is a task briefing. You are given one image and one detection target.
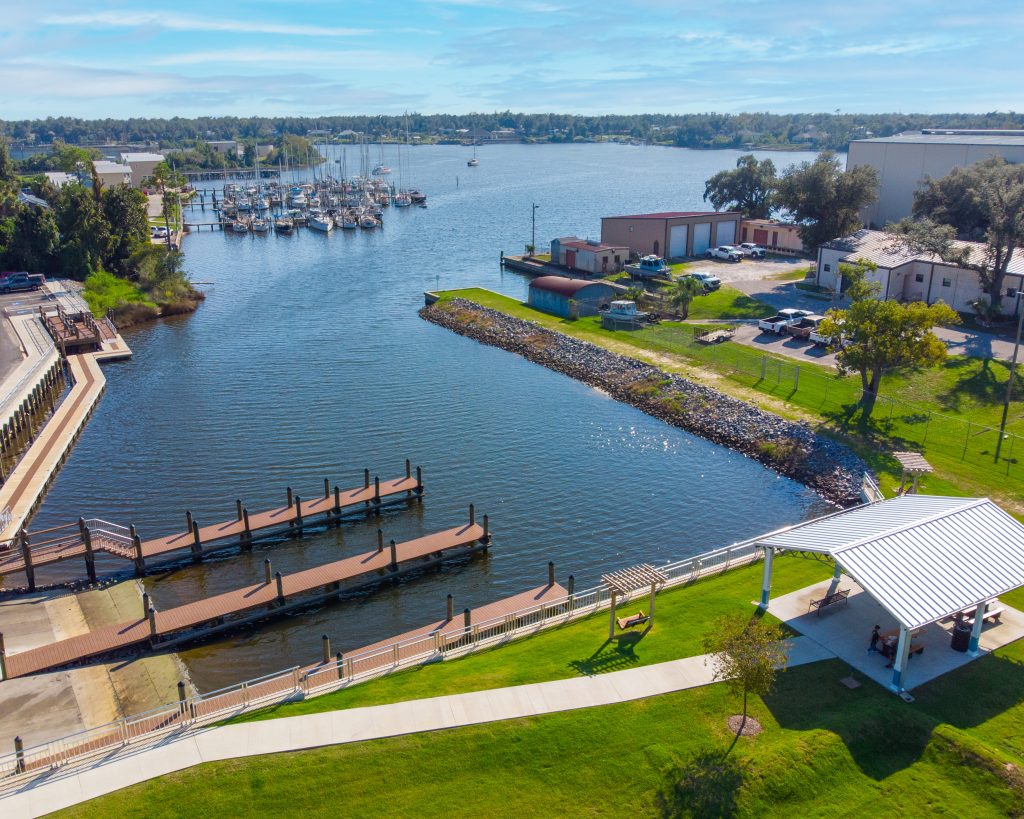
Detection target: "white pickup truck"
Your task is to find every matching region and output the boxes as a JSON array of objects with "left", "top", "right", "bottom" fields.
[{"left": 758, "top": 308, "right": 811, "bottom": 334}]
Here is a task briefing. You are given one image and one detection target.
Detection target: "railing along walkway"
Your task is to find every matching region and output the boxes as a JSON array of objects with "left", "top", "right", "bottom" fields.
[{"left": 0, "top": 536, "right": 767, "bottom": 790}]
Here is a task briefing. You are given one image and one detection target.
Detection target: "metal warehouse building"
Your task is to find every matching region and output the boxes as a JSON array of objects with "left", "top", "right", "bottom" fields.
[
  {"left": 600, "top": 211, "right": 741, "bottom": 260},
  {"left": 847, "top": 129, "right": 1024, "bottom": 228},
  {"left": 527, "top": 276, "right": 617, "bottom": 318}
]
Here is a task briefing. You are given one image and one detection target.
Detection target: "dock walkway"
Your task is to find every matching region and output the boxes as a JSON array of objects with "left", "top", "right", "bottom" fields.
[
  {"left": 3, "top": 519, "right": 488, "bottom": 679},
  {"left": 0, "top": 469, "right": 424, "bottom": 583}
]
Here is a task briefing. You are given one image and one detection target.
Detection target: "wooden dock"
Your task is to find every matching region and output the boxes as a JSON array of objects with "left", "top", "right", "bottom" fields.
[
  {"left": 2, "top": 516, "right": 489, "bottom": 679},
  {"left": 0, "top": 467, "right": 424, "bottom": 585}
]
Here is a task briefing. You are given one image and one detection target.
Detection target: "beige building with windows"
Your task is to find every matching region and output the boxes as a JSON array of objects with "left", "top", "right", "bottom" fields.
[
  {"left": 815, "top": 229, "right": 1024, "bottom": 314},
  {"left": 93, "top": 160, "right": 132, "bottom": 189},
  {"left": 119, "top": 152, "right": 166, "bottom": 188},
  {"left": 600, "top": 211, "right": 741, "bottom": 259},
  {"left": 740, "top": 219, "right": 805, "bottom": 254},
  {"left": 847, "top": 130, "right": 1024, "bottom": 228}
]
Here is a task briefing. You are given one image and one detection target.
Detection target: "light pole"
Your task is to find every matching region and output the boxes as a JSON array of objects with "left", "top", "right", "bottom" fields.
[
  {"left": 994, "top": 291, "right": 1024, "bottom": 463},
  {"left": 531, "top": 203, "right": 539, "bottom": 257}
]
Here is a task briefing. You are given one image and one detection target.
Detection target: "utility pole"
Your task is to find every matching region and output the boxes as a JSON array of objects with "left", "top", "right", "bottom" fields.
[
  {"left": 994, "top": 291, "right": 1024, "bottom": 463},
  {"left": 531, "top": 202, "right": 539, "bottom": 256}
]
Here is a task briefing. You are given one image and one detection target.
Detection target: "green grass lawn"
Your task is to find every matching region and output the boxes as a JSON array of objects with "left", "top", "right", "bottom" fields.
[
  {"left": 436, "top": 288, "right": 1024, "bottom": 507},
  {"left": 686, "top": 286, "right": 774, "bottom": 320},
  {"left": 230, "top": 558, "right": 831, "bottom": 722},
  {"left": 62, "top": 582, "right": 1024, "bottom": 818}
]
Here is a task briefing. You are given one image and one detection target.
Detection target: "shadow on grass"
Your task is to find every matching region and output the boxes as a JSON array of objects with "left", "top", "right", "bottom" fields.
[
  {"left": 569, "top": 631, "right": 648, "bottom": 676},
  {"left": 656, "top": 750, "right": 747, "bottom": 818},
  {"left": 937, "top": 358, "right": 1008, "bottom": 412},
  {"left": 763, "top": 651, "right": 1024, "bottom": 781}
]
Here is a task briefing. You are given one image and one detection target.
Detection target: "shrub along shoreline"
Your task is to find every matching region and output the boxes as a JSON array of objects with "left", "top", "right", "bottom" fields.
[{"left": 421, "top": 298, "right": 869, "bottom": 506}]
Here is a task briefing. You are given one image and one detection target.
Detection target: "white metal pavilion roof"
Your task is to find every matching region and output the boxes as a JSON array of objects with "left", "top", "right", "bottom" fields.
[{"left": 758, "top": 496, "right": 1024, "bottom": 629}]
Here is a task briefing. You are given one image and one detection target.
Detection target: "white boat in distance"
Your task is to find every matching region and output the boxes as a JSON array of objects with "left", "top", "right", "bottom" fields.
[
  {"left": 372, "top": 164, "right": 391, "bottom": 175},
  {"left": 308, "top": 212, "right": 334, "bottom": 232}
]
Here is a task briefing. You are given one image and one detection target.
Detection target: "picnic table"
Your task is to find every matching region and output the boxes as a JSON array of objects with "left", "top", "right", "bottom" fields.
[{"left": 880, "top": 629, "right": 925, "bottom": 659}]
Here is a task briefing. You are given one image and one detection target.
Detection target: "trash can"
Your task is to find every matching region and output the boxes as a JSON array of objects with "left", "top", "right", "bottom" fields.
[{"left": 951, "top": 620, "right": 971, "bottom": 652}]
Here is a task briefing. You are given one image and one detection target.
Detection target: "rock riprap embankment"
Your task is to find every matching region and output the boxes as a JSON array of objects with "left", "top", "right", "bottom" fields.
[{"left": 421, "top": 298, "right": 870, "bottom": 507}]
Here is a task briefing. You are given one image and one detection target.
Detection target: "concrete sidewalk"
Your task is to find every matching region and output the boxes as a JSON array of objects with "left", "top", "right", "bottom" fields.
[{"left": 2, "top": 637, "right": 833, "bottom": 817}]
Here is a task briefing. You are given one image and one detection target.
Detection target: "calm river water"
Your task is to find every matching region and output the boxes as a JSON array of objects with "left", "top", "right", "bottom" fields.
[{"left": 32, "top": 143, "right": 831, "bottom": 690}]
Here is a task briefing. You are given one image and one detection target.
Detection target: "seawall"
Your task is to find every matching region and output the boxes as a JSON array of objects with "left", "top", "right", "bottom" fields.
[{"left": 421, "top": 298, "right": 869, "bottom": 507}]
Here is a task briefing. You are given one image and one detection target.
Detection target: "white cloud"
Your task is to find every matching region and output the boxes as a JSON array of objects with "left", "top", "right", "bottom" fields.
[{"left": 40, "top": 11, "right": 368, "bottom": 38}]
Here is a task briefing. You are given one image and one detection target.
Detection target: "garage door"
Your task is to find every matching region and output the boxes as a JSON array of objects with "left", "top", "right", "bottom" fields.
[
  {"left": 692, "top": 222, "right": 712, "bottom": 255},
  {"left": 715, "top": 220, "right": 738, "bottom": 245},
  {"left": 669, "top": 225, "right": 689, "bottom": 258}
]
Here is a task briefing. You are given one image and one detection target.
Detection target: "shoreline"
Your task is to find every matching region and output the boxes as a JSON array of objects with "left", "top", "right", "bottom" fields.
[{"left": 421, "top": 298, "right": 869, "bottom": 507}]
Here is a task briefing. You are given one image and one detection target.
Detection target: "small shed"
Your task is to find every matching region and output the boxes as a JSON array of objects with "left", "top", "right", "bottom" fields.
[
  {"left": 550, "top": 237, "right": 628, "bottom": 274},
  {"left": 528, "top": 276, "right": 617, "bottom": 318}
]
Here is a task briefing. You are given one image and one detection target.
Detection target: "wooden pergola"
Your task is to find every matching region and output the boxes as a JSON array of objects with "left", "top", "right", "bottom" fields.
[
  {"left": 893, "top": 451, "right": 933, "bottom": 495},
  {"left": 601, "top": 563, "right": 667, "bottom": 638}
]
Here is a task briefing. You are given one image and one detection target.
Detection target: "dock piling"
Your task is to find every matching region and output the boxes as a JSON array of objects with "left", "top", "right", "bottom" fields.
[
  {"left": 548, "top": 561, "right": 555, "bottom": 587},
  {"left": 242, "top": 508, "right": 252, "bottom": 549},
  {"left": 142, "top": 592, "right": 150, "bottom": 620},
  {"left": 567, "top": 575, "right": 575, "bottom": 605},
  {"left": 377, "top": 529, "right": 384, "bottom": 552},
  {"left": 190, "top": 521, "right": 202, "bottom": 562},
  {"left": 0, "top": 633, "right": 6, "bottom": 681},
  {"left": 389, "top": 539, "right": 398, "bottom": 570},
  {"left": 322, "top": 634, "right": 331, "bottom": 663},
  {"left": 333, "top": 485, "right": 341, "bottom": 518},
  {"left": 275, "top": 571, "right": 285, "bottom": 604},
  {"left": 82, "top": 526, "right": 96, "bottom": 583},
  {"left": 363, "top": 469, "right": 370, "bottom": 489},
  {"left": 324, "top": 478, "right": 331, "bottom": 498},
  {"left": 416, "top": 466, "right": 423, "bottom": 495},
  {"left": 236, "top": 499, "right": 243, "bottom": 521},
  {"left": 177, "top": 681, "right": 187, "bottom": 713},
  {"left": 264, "top": 558, "right": 272, "bottom": 585},
  {"left": 287, "top": 486, "right": 294, "bottom": 508},
  {"left": 185, "top": 510, "right": 193, "bottom": 533},
  {"left": 132, "top": 531, "right": 145, "bottom": 576},
  {"left": 463, "top": 608, "right": 472, "bottom": 631},
  {"left": 373, "top": 477, "right": 381, "bottom": 508},
  {"left": 148, "top": 606, "right": 157, "bottom": 637},
  {"left": 294, "top": 496, "right": 303, "bottom": 532},
  {"left": 18, "top": 530, "right": 35, "bottom": 592},
  {"left": 469, "top": 504, "right": 475, "bottom": 527},
  {"left": 14, "top": 736, "right": 24, "bottom": 773},
  {"left": 482, "top": 515, "right": 490, "bottom": 543},
  {"left": 336, "top": 651, "right": 344, "bottom": 680},
  {"left": 447, "top": 594, "right": 454, "bottom": 621}
]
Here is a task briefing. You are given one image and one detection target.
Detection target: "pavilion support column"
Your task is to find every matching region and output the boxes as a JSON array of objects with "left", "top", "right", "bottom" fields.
[
  {"left": 759, "top": 547, "right": 775, "bottom": 610},
  {"left": 609, "top": 591, "right": 618, "bottom": 640},
  {"left": 969, "top": 603, "right": 986, "bottom": 655},
  {"left": 890, "top": 625, "right": 912, "bottom": 692}
]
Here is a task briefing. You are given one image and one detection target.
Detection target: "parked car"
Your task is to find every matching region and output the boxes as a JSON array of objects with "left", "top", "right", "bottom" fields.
[
  {"left": 684, "top": 271, "right": 722, "bottom": 292},
  {"left": 758, "top": 308, "right": 811, "bottom": 334},
  {"left": 150, "top": 226, "right": 169, "bottom": 238},
  {"left": 737, "top": 242, "right": 767, "bottom": 258},
  {"left": 785, "top": 314, "right": 826, "bottom": 339},
  {"left": 0, "top": 272, "right": 46, "bottom": 293},
  {"left": 810, "top": 322, "right": 848, "bottom": 347},
  {"left": 705, "top": 245, "right": 743, "bottom": 262}
]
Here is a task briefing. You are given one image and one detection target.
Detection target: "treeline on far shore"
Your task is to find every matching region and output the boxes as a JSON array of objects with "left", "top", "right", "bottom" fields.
[{"left": 3, "top": 111, "right": 1023, "bottom": 154}]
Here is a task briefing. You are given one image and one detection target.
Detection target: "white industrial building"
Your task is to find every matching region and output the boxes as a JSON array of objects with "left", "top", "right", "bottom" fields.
[
  {"left": 847, "top": 129, "right": 1024, "bottom": 228},
  {"left": 815, "top": 229, "right": 1024, "bottom": 313}
]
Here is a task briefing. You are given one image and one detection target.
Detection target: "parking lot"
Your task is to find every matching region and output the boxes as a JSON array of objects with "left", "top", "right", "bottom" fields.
[
  {"left": 689, "top": 254, "right": 811, "bottom": 284},
  {"left": 730, "top": 322, "right": 840, "bottom": 366}
]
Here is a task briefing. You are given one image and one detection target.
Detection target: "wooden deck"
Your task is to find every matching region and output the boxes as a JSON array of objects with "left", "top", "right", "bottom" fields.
[
  {"left": 0, "top": 472, "right": 423, "bottom": 579},
  {"left": 3, "top": 522, "right": 486, "bottom": 678}
]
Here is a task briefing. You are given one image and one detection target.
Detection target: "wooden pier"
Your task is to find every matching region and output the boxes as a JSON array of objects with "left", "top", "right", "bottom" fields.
[
  {"left": 0, "top": 466, "right": 425, "bottom": 586},
  {"left": 1, "top": 514, "right": 489, "bottom": 679}
]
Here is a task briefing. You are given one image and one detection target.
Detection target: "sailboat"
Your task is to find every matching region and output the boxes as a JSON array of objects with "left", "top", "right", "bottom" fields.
[
  {"left": 372, "top": 140, "right": 391, "bottom": 175},
  {"left": 467, "top": 145, "right": 479, "bottom": 167}
]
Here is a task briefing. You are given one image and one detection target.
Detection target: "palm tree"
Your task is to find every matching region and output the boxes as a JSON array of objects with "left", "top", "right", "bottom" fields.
[
  {"left": 669, "top": 277, "right": 705, "bottom": 320},
  {"left": 623, "top": 286, "right": 646, "bottom": 304}
]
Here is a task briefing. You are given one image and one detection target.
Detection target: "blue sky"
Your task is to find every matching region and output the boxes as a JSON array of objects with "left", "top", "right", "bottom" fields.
[{"left": 1, "top": 0, "right": 1020, "bottom": 118}]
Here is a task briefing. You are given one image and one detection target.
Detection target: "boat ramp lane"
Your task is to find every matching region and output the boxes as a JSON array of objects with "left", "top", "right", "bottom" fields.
[
  {"left": 0, "top": 509, "right": 490, "bottom": 680},
  {"left": 0, "top": 463, "right": 426, "bottom": 587}
]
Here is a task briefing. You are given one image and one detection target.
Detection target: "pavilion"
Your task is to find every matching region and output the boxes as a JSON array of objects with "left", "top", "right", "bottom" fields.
[{"left": 756, "top": 495, "right": 1024, "bottom": 692}]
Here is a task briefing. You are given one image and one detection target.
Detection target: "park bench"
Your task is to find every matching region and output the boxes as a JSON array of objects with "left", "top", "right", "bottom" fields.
[
  {"left": 616, "top": 611, "right": 649, "bottom": 630},
  {"left": 808, "top": 588, "right": 850, "bottom": 616}
]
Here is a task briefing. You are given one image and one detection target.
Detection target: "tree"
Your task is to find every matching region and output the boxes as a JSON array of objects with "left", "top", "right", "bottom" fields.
[
  {"left": 703, "top": 154, "right": 777, "bottom": 219},
  {"left": 818, "top": 260, "right": 959, "bottom": 418},
  {"left": 54, "top": 184, "right": 109, "bottom": 280},
  {"left": 2, "top": 206, "right": 59, "bottom": 273},
  {"left": 703, "top": 612, "right": 788, "bottom": 745},
  {"left": 0, "top": 142, "right": 14, "bottom": 183},
  {"left": 775, "top": 152, "right": 878, "bottom": 250},
  {"left": 668, "top": 276, "right": 705, "bottom": 319},
  {"left": 907, "top": 157, "right": 1024, "bottom": 313},
  {"left": 102, "top": 185, "right": 149, "bottom": 277}
]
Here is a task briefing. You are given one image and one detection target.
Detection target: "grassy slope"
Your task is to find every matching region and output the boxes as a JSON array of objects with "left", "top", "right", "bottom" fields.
[
  {"left": 231, "top": 558, "right": 831, "bottom": 722},
  {"left": 63, "top": 583, "right": 1024, "bottom": 818},
  {"left": 437, "top": 288, "right": 1024, "bottom": 508}
]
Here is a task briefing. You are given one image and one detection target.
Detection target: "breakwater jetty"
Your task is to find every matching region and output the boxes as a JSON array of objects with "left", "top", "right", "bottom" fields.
[{"left": 421, "top": 298, "right": 868, "bottom": 506}]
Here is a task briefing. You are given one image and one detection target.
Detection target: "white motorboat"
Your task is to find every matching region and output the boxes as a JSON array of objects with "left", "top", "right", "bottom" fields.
[{"left": 307, "top": 211, "right": 333, "bottom": 232}]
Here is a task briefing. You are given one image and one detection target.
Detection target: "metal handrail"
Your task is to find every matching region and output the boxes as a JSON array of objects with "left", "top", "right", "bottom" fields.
[{"left": 0, "top": 538, "right": 768, "bottom": 789}]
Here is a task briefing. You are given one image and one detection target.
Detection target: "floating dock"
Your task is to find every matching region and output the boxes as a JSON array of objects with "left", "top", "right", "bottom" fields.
[
  {"left": 0, "top": 466, "right": 424, "bottom": 586},
  {"left": 2, "top": 514, "right": 489, "bottom": 679}
]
